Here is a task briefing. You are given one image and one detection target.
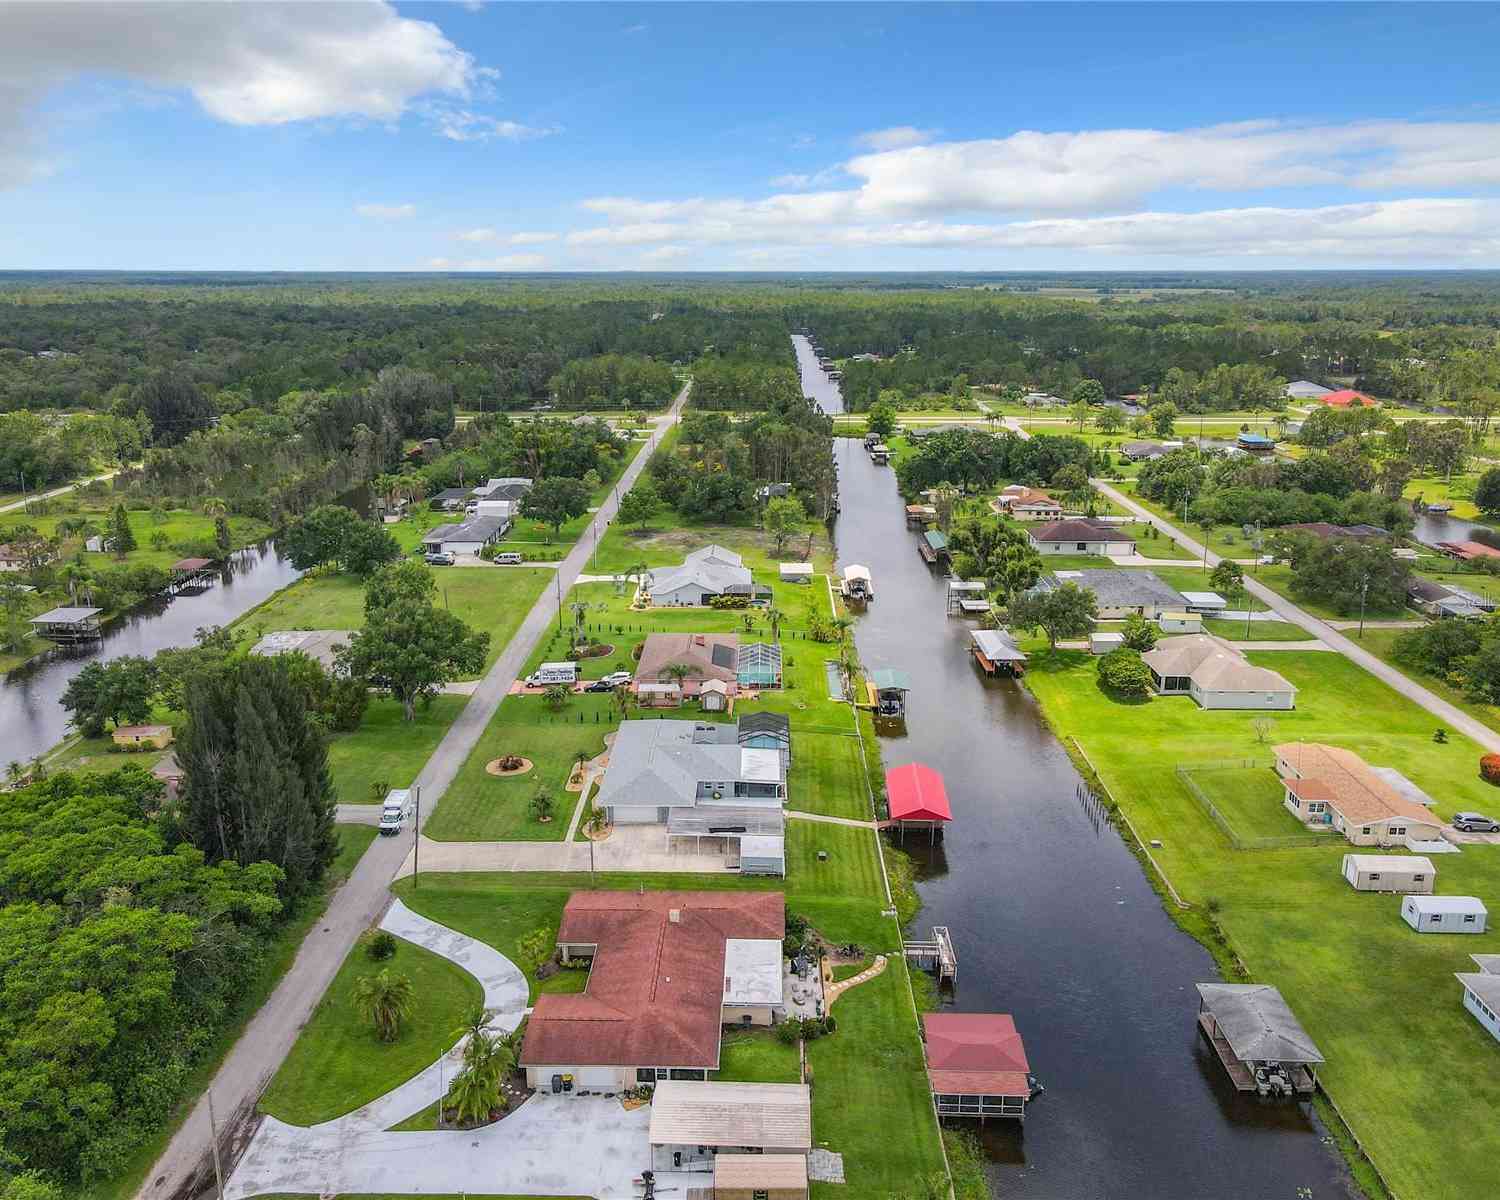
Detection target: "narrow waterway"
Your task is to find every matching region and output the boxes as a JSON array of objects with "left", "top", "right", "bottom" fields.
[
  {"left": 804, "top": 349, "right": 1353, "bottom": 1198},
  {"left": 2, "top": 542, "right": 302, "bottom": 762},
  {"left": 1409, "top": 508, "right": 1500, "bottom": 551},
  {"left": 792, "top": 334, "right": 844, "bottom": 414}
]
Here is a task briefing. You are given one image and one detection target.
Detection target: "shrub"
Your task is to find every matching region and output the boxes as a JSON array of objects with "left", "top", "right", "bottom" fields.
[
  {"left": 1096, "top": 648, "right": 1153, "bottom": 698},
  {"left": 363, "top": 929, "right": 399, "bottom": 960},
  {"left": 1480, "top": 754, "right": 1500, "bottom": 786},
  {"left": 776, "top": 1020, "right": 802, "bottom": 1045}
]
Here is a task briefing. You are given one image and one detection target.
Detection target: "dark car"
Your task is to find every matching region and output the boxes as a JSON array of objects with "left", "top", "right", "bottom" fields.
[
  {"left": 583, "top": 678, "right": 617, "bottom": 693},
  {"left": 1453, "top": 812, "right": 1500, "bottom": 833}
]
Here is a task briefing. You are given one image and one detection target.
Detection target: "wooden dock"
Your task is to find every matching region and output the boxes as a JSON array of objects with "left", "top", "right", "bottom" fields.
[
  {"left": 1197, "top": 1012, "right": 1315, "bottom": 1094},
  {"left": 905, "top": 925, "right": 958, "bottom": 986}
]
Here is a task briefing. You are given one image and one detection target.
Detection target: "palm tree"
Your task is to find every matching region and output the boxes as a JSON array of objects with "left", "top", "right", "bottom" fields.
[
  {"left": 568, "top": 600, "right": 592, "bottom": 645},
  {"left": 453, "top": 1003, "right": 493, "bottom": 1047},
  {"left": 663, "top": 662, "right": 693, "bottom": 688},
  {"left": 764, "top": 607, "right": 786, "bottom": 643},
  {"left": 445, "top": 1024, "right": 514, "bottom": 1126},
  {"left": 626, "top": 559, "right": 650, "bottom": 598},
  {"left": 353, "top": 968, "right": 415, "bottom": 1042},
  {"left": 202, "top": 496, "right": 228, "bottom": 519}
]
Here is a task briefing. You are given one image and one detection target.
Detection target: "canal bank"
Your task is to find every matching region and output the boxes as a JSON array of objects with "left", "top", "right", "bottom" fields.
[{"left": 801, "top": 348, "right": 1355, "bottom": 1199}]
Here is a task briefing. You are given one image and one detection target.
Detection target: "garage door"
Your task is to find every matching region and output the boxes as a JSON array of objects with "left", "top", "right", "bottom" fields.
[{"left": 575, "top": 1067, "right": 618, "bottom": 1089}]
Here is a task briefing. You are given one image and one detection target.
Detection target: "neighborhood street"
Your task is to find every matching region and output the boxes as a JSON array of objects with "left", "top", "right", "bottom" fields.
[
  {"left": 0, "top": 467, "right": 125, "bottom": 513},
  {"left": 138, "top": 386, "right": 689, "bottom": 1200},
  {"left": 1093, "top": 478, "right": 1500, "bottom": 754}
]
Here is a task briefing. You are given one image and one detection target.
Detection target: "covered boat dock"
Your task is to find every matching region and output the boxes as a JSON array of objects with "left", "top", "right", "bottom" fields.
[
  {"left": 841, "top": 563, "right": 873, "bottom": 603},
  {"left": 29, "top": 605, "right": 103, "bottom": 643},
  {"left": 971, "top": 628, "right": 1027, "bottom": 677},
  {"left": 918, "top": 529, "right": 949, "bottom": 565},
  {"left": 885, "top": 762, "right": 952, "bottom": 842},
  {"left": 866, "top": 667, "right": 912, "bottom": 718},
  {"left": 947, "top": 580, "right": 991, "bottom": 616},
  {"left": 1195, "top": 983, "right": 1322, "bottom": 1096}
]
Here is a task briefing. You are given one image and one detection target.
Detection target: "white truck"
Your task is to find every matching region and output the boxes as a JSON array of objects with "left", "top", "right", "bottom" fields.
[
  {"left": 379, "top": 788, "right": 412, "bottom": 836},
  {"left": 526, "top": 661, "right": 579, "bottom": 687}
]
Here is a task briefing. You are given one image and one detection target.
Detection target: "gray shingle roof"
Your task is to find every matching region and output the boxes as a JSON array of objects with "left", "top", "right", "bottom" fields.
[
  {"left": 1196, "top": 983, "right": 1324, "bottom": 1064},
  {"left": 1038, "top": 569, "right": 1184, "bottom": 610},
  {"left": 598, "top": 719, "right": 785, "bottom": 811}
]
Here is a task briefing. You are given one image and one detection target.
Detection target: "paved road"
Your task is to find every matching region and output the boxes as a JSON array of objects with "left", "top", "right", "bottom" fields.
[
  {"left": 138, "top": 385, "right": 689, "bottom": 1200},
  {"left": 1094, "top": 478, "right": 1500, "bottom": 753},
  {"left": 0, "top": 467, "right": 123, "bottom": 513}
]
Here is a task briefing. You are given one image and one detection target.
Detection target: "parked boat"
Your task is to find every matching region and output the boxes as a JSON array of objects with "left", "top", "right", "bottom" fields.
[{"left": 841, "top": 563, "right": 874, "bottom": 603}]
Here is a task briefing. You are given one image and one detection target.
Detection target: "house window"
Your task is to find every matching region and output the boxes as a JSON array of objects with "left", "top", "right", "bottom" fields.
[
  {"left": 1465, "top": 914, "right": 1477, "bottom": 923},
  {"left": 637, "top": 1068, "right": 657, "bottom": 1083},
  {"left": 1368, "top": 873, "right": 1381, "bottom": 881},
  {"left": 1076, "top": 542, "right": 1087, "bottom": 551},
  {"left": 1361, "top": 827, "right": 1371, "bottom": 835},
  {"left": 1413, "top": 874, "right": 1425, "bottom": 882},
  {"left": 1431, "top": 914, "right": 1443, "bottom": 924},
  {"left": 1392, "top": 826, "right": 1406, "bottom": 836},
  {"left": 754, "top": 1191, "right": 770, "bottom": 1200}
]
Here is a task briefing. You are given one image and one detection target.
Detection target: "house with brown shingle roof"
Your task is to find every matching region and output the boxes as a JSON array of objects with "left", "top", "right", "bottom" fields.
[
  {"left": 520, "top": 890, "right": 785, "bottom": 1092},
  {"left": 1274, "top": 742, "right": 1445, "bottom": 847},
  {"left": 996, "top": 485, "right": 1063, "bottom": 520},
  {"left": 1141, "top": 635, "right": 1296, "bottom": 709},
  {"left": 634, "top": 632, "right": 740, "bottom": 697},
  {"left": 1027, "top": 519, "right": 1136, "bottom": 557}
]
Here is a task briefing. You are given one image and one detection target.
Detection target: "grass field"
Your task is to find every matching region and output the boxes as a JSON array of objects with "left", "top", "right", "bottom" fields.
[
  {"left": 1202, "top": 617, "right": 1313, "bottom": 641},
  {"left": 1021, "top": 644, "right": 1500, "bottom": 1200},
  {"left": 327, "top": 695, "right": 469, "bottom": 804},
  {"left": 590, "top": 512, "right": 835, "bottom": 577},
  {"left": 1356, "top": 627, "right": 1500, "bottom": 737},
  {"left": 714, "top": 1028, "right": 802, "bottom": 1083},
  {"left": 0, "top": 504, "right": 273, "bottom": 572},
  {"left": 81, "top": 823, "right": 378, "bottom": 1200},
  {"left": 239, "top": 564, "right": 552, "bottom": 677},
  {"left": 1182, "top": 764, "right": 1322, "bottom": 841},
  {"left": 259, "top": 933, "right": 483, "bottom": 1126}
]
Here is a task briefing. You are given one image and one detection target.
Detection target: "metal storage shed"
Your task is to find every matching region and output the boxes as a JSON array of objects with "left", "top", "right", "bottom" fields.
[
  {"left": 738, "top": 834, "right": 786, "bottom": 877},
  {"left": 1342, "top": 853, "right": 1436, "bottom": 893},
  {"left": 1401, "top": 895, "right": 1487, "bottom": 934},
  {"left": 779, "top": 562, "right": 813, "bottom": 584}
]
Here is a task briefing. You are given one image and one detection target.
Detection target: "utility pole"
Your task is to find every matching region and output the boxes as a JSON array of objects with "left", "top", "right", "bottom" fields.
[
  {"left": 1358, "top": 577, "right": 1370, "bottom": 639},
  {"left": 591, "top": 517, "right": 598, "bottom": 572},
  {"left": 413, "top": 785, "right": 420, "bottom": 890},
  {"left": 556, "top": 571, "right": 564, "bottom": 634},
  {"left": 207, "top": 1091, "right": 226, "bottom": 1200}
]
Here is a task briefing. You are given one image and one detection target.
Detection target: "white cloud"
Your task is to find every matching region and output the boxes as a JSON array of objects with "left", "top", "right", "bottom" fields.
[
  {"left": 855, "top": 125, "right": 936, "bottom": 151},
  {"left": 456, "top": 227, "right": 498, "bottom": 242},
  {"left": 455, "top": 228, "right": 557, "bottom": 244},
  {"left": 769, "top": 167, "right": 844, "bottom": 190},
  {"left": 429, "top": 253, "right": 549, "bottom": 270},
  {"left": 636, "top": 245, "right": 692, "bottom": 266},
  {"left": 429, "top": 108, "right": 561, "bottom": 143},
  {"left": 509, "top": 231, "right": 559, "bottom": 245},
  {"left": 357, "top": 202, "right": 417, "bottom": 219},
  {"left": 0, "top": 1, "right": 485, "bottom": 187}
]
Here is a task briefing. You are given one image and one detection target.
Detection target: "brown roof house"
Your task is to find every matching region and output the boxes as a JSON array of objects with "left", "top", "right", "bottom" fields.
[
  {"left": 520, "top": 890, "right": 785, "bottom": 1092},
  {"left": 1027, "top": 519, "right": 1136, "bottom": 557},
  {"left": 1275, "top": 743, "right": 1445, "bottom": 847},
  {"left": 995, "top": 485, "right": 1063, "bottom": 521},
  {"left": 635, "top": 632, "right": 739, "bottom": 698},
  {"left": 1141, "top": 635, "right": 1296, "bottom": 710}
]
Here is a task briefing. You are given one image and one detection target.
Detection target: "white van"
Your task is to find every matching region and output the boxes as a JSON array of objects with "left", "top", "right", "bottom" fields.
[
  {"left": 495, "top": 551, "right": 524, "bottom": 565},
  {"left": 379, "top": 788, "right": 412, "bottom": 836},
  {"left": 527, "top": 661, "right": 578, "bottom": 687}
]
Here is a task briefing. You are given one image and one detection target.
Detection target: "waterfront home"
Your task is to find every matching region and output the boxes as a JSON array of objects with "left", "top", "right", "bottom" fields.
[
  {"left": 923, "top": 1012, "right": 1033, "bottom": 1121},
  {"left": 1408, "top": 577, "right": 1495, "bottom": 619},
  {"left": 996, "top": 485, "right": 1063, "bottom": 520},
  {"left": 1341, "top": 853, "right": 1436, "bottom": 893},
  {"left": 1195, "top": 983, "right": 1322, "bottom": 1096},
  {"left": 1320, "top": 389, "right": 1378, "bottom": 408},
  {"left": 1030, "top": 568, "right": 1184, "bottom": 619},
  {"left": 648, "top": 545, "right": 769, "bottom": 606},
  {"left": 597, "top": 718, "right": 787, "bottom": 869},
  {"left": 520, "top": 891, "right": 786, "bottom": 1092},
  {"left": 1401, "top": 894, "right": 1487, "bottom": 934},
  {"left": 1435, "top": 540, "right": 1500, "bottom": 563},
  {"left": 1121, "top": 440, "right": 1169, "bottom": 461},
  {"left": 429, "top": 487, "right": 471, "bottom": 510},
  {"left": 1455, "top": 955, "right": 1500, "bottom": 1046},
  {"left": 111, "top": 723, "right": 173, "bottom": 750},
  {"left": 1027, "top": 519, "right": 1137, "bottom": 557},
  {"left": 1141, "top": 636, "right": 1296, "bottom": 709},
  {"left": 1276, "top": 743, "right": 1444, "bottom": 846},
  {"left": 649, "top": 1080, "right": 811, "bottom": 1180},
  {"left": 634, "top": 632, "right": 740, "bottom": 698}
]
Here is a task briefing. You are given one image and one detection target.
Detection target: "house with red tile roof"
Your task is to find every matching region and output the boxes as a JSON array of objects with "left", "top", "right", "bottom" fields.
[
  {"left": 1320, "top": 389, "right": 1378, "bottom": 408},
  {"left": 520, "top": 890, "right": 786, "bottom": 1092}
]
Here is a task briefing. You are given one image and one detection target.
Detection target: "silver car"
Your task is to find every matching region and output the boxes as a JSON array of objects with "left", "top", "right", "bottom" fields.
[{"left": 1452, "top": 811, "right": 1500, "bottom": 833}]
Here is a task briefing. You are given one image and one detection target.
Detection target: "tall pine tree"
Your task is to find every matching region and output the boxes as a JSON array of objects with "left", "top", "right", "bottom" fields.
[
  {"left": 108, "top": 503, "right": 136, "bottom": 557},
  {"left": 178, "top": 656, "right": 337, "bottom": 900}
]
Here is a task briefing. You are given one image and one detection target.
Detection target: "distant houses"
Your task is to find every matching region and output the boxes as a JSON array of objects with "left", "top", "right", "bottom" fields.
[
  {"left": 1027, "top": 519, "right": 1137, "bottom": 557},
  {"left": 1320, "top": 389, "right": 1378, "bottom": 408},
  {"left": 1455, "top": 955, "right": 1500, "bottom": 1045},
  {"left": 1408, "top": 578, "right": 1497, "bottom": 619},
  {"left": 1276, "top": 742, "right": 1445, "bottom": 847},
  {"left": 1141, "top": 635, "right": 1297, "bottom": 710},
  {"left": 1285, "top": 380, "right": 1334, "bottom": 400}
]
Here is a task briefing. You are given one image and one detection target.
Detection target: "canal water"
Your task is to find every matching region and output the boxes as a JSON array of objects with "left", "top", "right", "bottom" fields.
[
  {"left": 2, "top": 541, "right": 302, "bottom": 763},
  {"left": 804, "top": 350, "right": 1354, "bottom": 1198}
]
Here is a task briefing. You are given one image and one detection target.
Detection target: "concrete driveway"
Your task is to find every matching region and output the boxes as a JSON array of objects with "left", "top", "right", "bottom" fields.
[
  {"left": 396, "top": 826, "right": 736, "bottom": 877},
  {"left": 225, "top": 1094, "right": 651, "bottom": 1200}
]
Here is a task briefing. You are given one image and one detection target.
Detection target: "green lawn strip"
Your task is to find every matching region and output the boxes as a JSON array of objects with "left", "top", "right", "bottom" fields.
[
  {"left": 236, "top": 564, "right": 552, "bottom": 676},
  {"left": 259, "top": 934, "right": 483, "bottom": 1125},
  {"left": 789, "top": 731, "right": 875, "bottom": 820},
  {"left": 1201, "top": 618, "right": 1313, "bottom": 641},
  {"left": 714, "top": 1029, "right": 802, "bottom": 1083},
  {"left": 1182, "top": 765, "right": 1321, "bottom": 841},
  {"left": 327, "top": 695, "right": 469, "bottom": 804},
  {"left": 0, "top": 506, "right": 271, "bottom": 566},
  {"left": 806, "top": 960, "right": 946, "bottom": 1200},
  {"left": 1355, "top": 627, "right": 1500, "bottom": 737},
  {"left": 422, "top": 692, "right": 615, "bottom": 841},
  {"left": 1117, "top": 483, "right": 1278, "bottom": 562},
  {"left": 1020, "top": 646, "right": 1500, "bottom": 1200},
  {"left": 79, "top": 824, "right": 378, "bottom": 1200}
]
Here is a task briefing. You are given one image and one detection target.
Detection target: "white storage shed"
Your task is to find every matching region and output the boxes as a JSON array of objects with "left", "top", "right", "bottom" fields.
[
  {"left": 1401, "top": 895, "right": 1487, "bottom": 934},
  {"left": 1090, "top": 631, "right": 1125, "bottom": 655},
  {"left": 1342, "top": 853, "right": 1436, "bottom": 894},
  {"left": 779, "top": 562, "right": 814, "bottom": 584},
  {"left": 1158, "top": 611, "right": 1204, "bottom": 634},
  {"left": 738, "top": 834, "right": 786, "bottom": 878}
]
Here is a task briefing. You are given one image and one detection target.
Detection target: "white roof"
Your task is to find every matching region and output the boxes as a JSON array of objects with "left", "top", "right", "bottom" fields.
[
  {"left": 739, "top": 834, "right": 785, "bottom": 861},
  {"left": 539, "top": 661, "right": 575, "bottom": 672},
  {"left": 1369, "top": 767, "right": 1438, "bottom": 809},
  {"left": 1180, "top": 591, "right": 1227, "bottom": 606},
  {"left": 740, "top": 748, "right": 783, "bottom": 783},
  {"left": 779, "top": 561, "right": 813, "bottom": 574},
  {"left": 31, "top": 606, "right": 102, "bottom": 622},
  {"left": 648, "top": 1081, "right": 811, "bottom": 1150},
  {"left": 1345, "top": 854, "right": 1436, "bottom": 873},
  {"left": 1405, "top": 895, "right": 1486, "bottom": 914},
  {"left": 382, "top": 788, "right": 411, "bottom": 808},
  {"left": 1092, "top": 631, "right": 1125, "bottom": 643},
  {"left": 843, "top": 563, "right": 872, "bottom": 582},
  {"left": 723, "top": 938, "right": 784, "bottom": 1006}
]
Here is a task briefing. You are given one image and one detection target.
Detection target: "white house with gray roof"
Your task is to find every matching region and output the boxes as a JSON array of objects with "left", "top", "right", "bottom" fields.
[
  {"left": 647, "top": 545, "right": 770, "bottom": 606},
  {"left": 1032, "top": 569, "right": 1185, "bottom": 620},
  {"left": 1142, "top": 635, "right": 1296, "bottom": 709},
  {"left": 598, "top": 719, "right": 787, "bottom": 872}
]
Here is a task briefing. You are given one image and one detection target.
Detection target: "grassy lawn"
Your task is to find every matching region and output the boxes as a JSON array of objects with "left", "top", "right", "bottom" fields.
[
  {"left": 714, "top": 1028, "right": 802, "bottom": 1083},
  {"left": 1202, "top": 617, "right": 1313, "bottom": 641},
  {"left": 806, "top": 961, "right": 946, "bottom": 1199},
  {"left": 1182, "top": 764, "right": 1322, "bottom": 841},
  {"left": 1021, "top": 644, "right": 1500, "bottom": 1200},
  {"left": 259, "top": 933, "right": 483, "bottom": 1126},
  {"left": 258, "top": 1193, "right": 586, "bottom": 1199},
  {"left": 0, "top": 505, "right": 272, "bottom": 571},
  {"left": 1356, "top": 627, "right": 1500, "bottom": 736},
  {"left": 79, "top": 823, "right": 378, "bottom": 1200},
  {"left": 238, "top": 564, "right": 552, "bottom": 677},
  {"left": 1402, "top": 473, "right": 1495, "bottom": 524},
  {"left": 327, "top": 695, "right": 469, "bottom": 804},
  {"left": 591, "top": 513, "right": 835, "bottom": 577},
  {"left": 789, "top": 731, "right": 875, "bottom": 820}
]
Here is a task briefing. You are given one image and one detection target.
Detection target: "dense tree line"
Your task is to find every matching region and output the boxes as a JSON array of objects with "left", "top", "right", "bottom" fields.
[
  {"left": 895, "top": 429, "right": 1097, "bottom": 494},
  {"left": 686, "top": 358, "right": 804, "bottom": 411},
  {"left": 0, "top": 410, "right": 145, "bottom": 491},
  {"left": 416, "top": 414, "right": 624, "bottom": 495},
  {"left": 548, "top": 353, "right": 679, "bottom": 410}
]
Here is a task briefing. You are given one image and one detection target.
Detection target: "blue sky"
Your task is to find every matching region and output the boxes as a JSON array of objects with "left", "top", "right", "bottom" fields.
[{"left": 2, "top": 1, "right": 1500, "bottom": 270}]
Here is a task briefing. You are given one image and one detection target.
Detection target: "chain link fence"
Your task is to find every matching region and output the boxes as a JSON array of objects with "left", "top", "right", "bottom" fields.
[{"left": 1177, "top": 759, "right": 1330, "bottom": 851}]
